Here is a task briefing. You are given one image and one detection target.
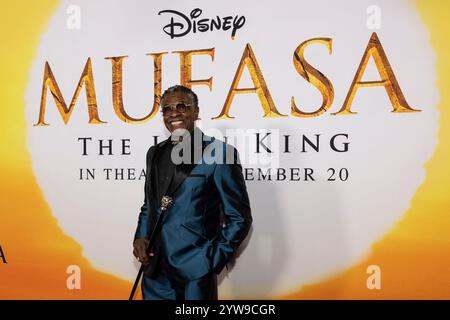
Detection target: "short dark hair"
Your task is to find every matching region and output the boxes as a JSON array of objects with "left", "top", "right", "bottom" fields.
[{"left": 161, "top": 85, "right": 199, "bottom": 108}]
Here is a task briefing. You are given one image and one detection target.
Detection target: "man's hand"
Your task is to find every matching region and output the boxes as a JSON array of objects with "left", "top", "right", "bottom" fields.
[{"left": 133, "top": 238, "right": 154, "bottom": 265}]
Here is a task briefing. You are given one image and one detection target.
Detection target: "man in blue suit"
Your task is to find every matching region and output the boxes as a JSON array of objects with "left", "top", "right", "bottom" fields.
[{"left": 133, "top": 85, "right": 252, "bottom": 300}]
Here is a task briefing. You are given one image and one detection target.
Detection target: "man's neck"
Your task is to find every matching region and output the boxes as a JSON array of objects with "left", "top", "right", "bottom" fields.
[{"left": 170, "top": 126, "right": 197, "bottom": 144}]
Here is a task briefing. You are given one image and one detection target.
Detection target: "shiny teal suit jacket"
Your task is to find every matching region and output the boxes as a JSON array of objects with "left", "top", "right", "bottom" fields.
[{"left": 134, "top": 127, "right": 252, "bottom": 281}]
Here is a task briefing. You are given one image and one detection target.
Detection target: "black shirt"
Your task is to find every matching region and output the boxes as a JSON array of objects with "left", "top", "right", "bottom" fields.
[
  {"left": 156, "top": 141, "right": 176, "bottom": 196},
  {"left": 154, "top": 128, "right": 198, "bottom": 202}
]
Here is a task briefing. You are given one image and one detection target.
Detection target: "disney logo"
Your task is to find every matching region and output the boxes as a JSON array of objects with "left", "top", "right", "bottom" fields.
[{"left": 158, "top": 8, "right": 246, "bottom": 40}]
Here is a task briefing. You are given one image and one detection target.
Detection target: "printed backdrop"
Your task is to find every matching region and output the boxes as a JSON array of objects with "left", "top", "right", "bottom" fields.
[{"left": 0, "top": 0, "right": 449, "bottom": 299}]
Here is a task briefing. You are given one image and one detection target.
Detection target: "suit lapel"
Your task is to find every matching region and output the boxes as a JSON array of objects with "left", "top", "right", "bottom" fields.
[
  {"left": 146, "top": 144, "right": 158, "bottom": 204},
  {"left": 166, "top": 128, "right": 205, "bottom": 197},
  {"left": 145, "top": 143, "right": 160, "bottom": 230},
  {"left": 153, "top": 138, "right": 171, "bottom": 208},
  {"left": 159, "top": 147, "right": 175, "bottom": 202}
]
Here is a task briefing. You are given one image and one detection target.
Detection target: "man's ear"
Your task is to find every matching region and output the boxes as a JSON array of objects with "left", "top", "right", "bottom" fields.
[{"left": 194, "top": 106, "right": 200, "bottom": 120}]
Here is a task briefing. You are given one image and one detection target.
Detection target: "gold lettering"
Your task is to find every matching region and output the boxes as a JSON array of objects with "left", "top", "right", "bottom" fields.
[
  {"left": 105, "top": 52, "right": 167, "bottom": 123},
  {"left": 213, "top": 43, "right": 286, "bottom": 120},
  {"left": 333, "top": 32, "right": 420, "bottom": 115},
  {"left": 173, "top": 48, "right": 214, "bottom": 91},
  {"left": 35, "top": 58, "right": 105, "bottom": 126},
  {"left": 291, "top": 38, "right": 334, "bottom": 118}
]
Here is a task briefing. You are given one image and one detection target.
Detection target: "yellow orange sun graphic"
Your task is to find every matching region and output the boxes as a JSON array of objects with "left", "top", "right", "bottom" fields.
[{"left": 0, "top": 0, "right": 449, "bottom": 299}]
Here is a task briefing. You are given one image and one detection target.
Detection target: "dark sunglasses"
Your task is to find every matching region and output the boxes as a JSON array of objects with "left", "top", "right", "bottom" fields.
[{"left": 161, "top": 103, "right": 192, "bottom": 115}]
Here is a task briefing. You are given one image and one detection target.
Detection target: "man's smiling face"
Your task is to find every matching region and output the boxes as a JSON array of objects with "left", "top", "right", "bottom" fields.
[{"left": 161, "top": 91, "right": 199, "bottom": 133}]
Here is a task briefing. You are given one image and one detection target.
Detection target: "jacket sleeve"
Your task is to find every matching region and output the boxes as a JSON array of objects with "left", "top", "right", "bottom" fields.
[
  {"left": 133, "top": 146, "right": 153, "bottom": 241},
  {"left": 133, "top": 193, "right": 149, "bottom": 241},
  {"left": 210, "top": 144, "right": 252, "bottom": 273}
]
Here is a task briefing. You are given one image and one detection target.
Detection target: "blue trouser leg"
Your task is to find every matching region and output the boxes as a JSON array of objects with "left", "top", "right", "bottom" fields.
[
  {"left": 142, "top": 271, "right": 218, "bottom": 300},
  {"left": 141, "top": 271, "right": 178, "bottom": 300},
  {"left": 184, "top": 272, "right": 218, "bottom": 300}
]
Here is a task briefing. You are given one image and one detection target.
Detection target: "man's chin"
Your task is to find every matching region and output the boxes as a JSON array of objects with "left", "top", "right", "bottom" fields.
[{"left": 170, "top": 125, "right": 186, "bottom": 132}]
